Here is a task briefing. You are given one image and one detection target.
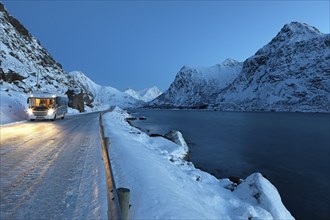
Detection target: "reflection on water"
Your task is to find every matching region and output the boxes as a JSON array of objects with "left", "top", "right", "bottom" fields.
[{"left": 131, "top": 109, "right": 330, "bottom": 220}]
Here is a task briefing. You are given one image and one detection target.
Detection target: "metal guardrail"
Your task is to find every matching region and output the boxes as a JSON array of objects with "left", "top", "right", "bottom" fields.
[{"left": 99, "top": 111, "right": 130, "bottom": 220}]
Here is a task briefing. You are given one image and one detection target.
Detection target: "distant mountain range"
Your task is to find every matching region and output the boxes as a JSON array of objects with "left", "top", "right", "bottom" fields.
[
  {"left": 0, "top": 2, "right": 157, "bottom": 111},
  {"left": 1, "top": 1, "right": 329, "bottom": 113},
  {"left": 124, "top": 86, "right": 162, "bottom": 102},
  {"left": 149, "top": 22, "right": 330, "bottom": 112}
]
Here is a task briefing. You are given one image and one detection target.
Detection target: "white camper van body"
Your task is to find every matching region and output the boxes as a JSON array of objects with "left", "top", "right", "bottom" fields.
[{"left": 27, "top": 93, "right": 68, "bottom": 121}]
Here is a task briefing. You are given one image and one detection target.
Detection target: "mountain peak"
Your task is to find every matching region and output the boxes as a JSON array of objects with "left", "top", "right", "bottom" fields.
[
  {"left": 0, "top": 2, "right": 32, "bottom": 41},
  {"left": 255, "top": 22, "right": 325, "bottom": 56},
  {"left": 272, "top": 22, "right": 323, "bottom": 44},
  {"left": 124, "top": 88, "right": 136, "bottom": 93},
  {"left": 282, "top": 22, "right": 322, "bottom": 36},
  {"left": 221, "top": 58, "right": 240, "bottom": 66}
]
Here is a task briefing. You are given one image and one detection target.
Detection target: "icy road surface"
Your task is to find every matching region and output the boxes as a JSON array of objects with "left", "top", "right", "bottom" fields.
[{"left": 0, "top": 112, "right": 107, "bottom": 219}]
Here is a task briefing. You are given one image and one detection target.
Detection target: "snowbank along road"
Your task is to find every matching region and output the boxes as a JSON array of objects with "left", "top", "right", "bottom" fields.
[{"left": 0, "top": 112, "right": 107, "bottom": 219}]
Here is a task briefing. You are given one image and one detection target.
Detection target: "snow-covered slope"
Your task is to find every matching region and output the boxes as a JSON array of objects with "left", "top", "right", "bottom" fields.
[
  {"left": 0, "top": 3, "right": 70, "bottom": 94},
  {"left": 149, "top": 59, "right": 242, "bottom": 108},
  {"left": 215, "top": 22, "right": 330, "bottom": 112},
  {"left": 137, "top": 86, "right": 162, "bottom": 102},
  {"left": 0, "top": 88, "right": 27, "bottom": 124},
  {"left": 124, "top": 88, "right": 141, "bottom": 100},
  {"left": 124, "top": 86, "right": 162, "bottom": 102},
  {"left": 0, "top": 2, "right": 142, "bottom": 117}
]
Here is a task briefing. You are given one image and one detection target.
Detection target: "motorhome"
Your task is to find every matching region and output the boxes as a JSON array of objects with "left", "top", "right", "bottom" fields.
[{"left": 27, "top": 93, "right": 68, "bottom": 121}]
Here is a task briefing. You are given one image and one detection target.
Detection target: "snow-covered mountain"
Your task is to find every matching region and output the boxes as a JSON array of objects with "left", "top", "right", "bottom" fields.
[
  {"left": 215, "top": 22, "right": 330, "bottom": 112},
  {"left": 149, "top": 59, "right": 243, "bottom": 108},
  {"left": 124, "top": 88, "right": 141, "bottom": 100},
  {"left": 150, "top": 22, "right": 330, "bottom": 112},
  {"left": 70, "top": 71, "right": 143, "bottom": 110},
  {"left": 0, "top": 2, "right": 141, "bottom": 114},
  {"left": 138, "top": 86, "right": 162, "bottom": 102},
  {"left": 0, "top": 3, "right": 70, "bottom": 94},
  {"left": 124, "top": 86, "right": 162, "bottom": 102}
]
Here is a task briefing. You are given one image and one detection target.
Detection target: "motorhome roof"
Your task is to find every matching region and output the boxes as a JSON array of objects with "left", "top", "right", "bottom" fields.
[{"left": 29, "top": 92, "right": 67, "bottom": 98}]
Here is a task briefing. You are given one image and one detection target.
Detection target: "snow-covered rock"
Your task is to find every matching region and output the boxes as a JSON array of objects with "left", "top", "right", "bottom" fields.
[
  {"left": 164, "top": 130, "right": 189, "bottom": 154},
  {"left": 149, "top": 58, "right": 242, "bottom": 108},
  {"left": 124, "top": 86, "right": 162, "bottom": 102},
  {"left": 233, "top": 173, "right": 294, "bottom": 219},
  {"left": 103, "top": 108, "right": 294, "bottom": 219},
  {"left": 215, "top": 22, "right": 330, "bottom": 112}
]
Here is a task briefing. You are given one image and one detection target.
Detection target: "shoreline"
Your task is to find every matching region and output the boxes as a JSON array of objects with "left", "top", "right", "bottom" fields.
[
  {"left": 125, "top": 108, "right": 330, "bottom": 219},
  {"left": 133, "top": 107, "right": 330, "bottom": 114},
  {"left": 102, "top": 107, "right": 294, "bottom": 219},
  {"left": 126, "top": 116, "right": 234, "bottom": 179}
]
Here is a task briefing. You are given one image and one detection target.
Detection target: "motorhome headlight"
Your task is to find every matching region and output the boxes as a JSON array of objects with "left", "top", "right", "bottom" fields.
[
  {"left": 27, "top": 108, "right": 33, "bottom": 115},
  {"left": 47, "top": 108, "right": 55, "bottom": 115}
]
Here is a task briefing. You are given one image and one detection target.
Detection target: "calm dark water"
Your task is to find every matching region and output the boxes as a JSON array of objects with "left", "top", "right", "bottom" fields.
[{"left": 130, "top": 109, "right": 330, "bottom": 220}]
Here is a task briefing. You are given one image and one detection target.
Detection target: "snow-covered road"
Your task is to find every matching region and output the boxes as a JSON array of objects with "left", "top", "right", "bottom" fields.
[{"left": 0, "top": 113, "right": 107, "bottom": 219}]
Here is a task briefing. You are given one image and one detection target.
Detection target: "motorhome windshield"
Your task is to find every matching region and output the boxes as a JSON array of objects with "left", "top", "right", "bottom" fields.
[{"left": 29, "top": 98, "right": 55, "bottom": 108}]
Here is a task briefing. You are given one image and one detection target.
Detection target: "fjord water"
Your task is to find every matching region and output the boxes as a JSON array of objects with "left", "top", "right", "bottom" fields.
[{"left": 130, "top": 109, "right": 330, "bottom": 220}]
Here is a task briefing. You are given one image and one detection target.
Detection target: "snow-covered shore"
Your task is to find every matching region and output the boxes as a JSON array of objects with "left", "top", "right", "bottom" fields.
[{"left": 103, "top": 107, "right": 294, "bottom": 219}]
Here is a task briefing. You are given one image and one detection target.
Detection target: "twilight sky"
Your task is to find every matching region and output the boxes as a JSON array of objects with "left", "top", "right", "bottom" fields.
[{"left": 2, "top": 0, "right": 329, "bottom": 91}]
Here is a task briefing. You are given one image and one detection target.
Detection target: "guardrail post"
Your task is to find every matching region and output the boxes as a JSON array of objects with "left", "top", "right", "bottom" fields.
[
  {"left": 100, "top": 125, "right": 105, "bottom": 139},
  {"left": 99, "top": 113, "right": 103, "bottom": 125},
  {"left": 104, "top": 137, "right": 110, "bottom": 149},
  {"left": 99, "top": 113, "right": 105, "bottom": 139},
  {"left": 117, "top": 188, "right": 130, "bottom": 220}
]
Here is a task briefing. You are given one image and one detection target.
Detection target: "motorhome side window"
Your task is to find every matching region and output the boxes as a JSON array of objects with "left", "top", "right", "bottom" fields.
[{"left": 56, "top": 97, "right": 61, "bottom": 107}]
